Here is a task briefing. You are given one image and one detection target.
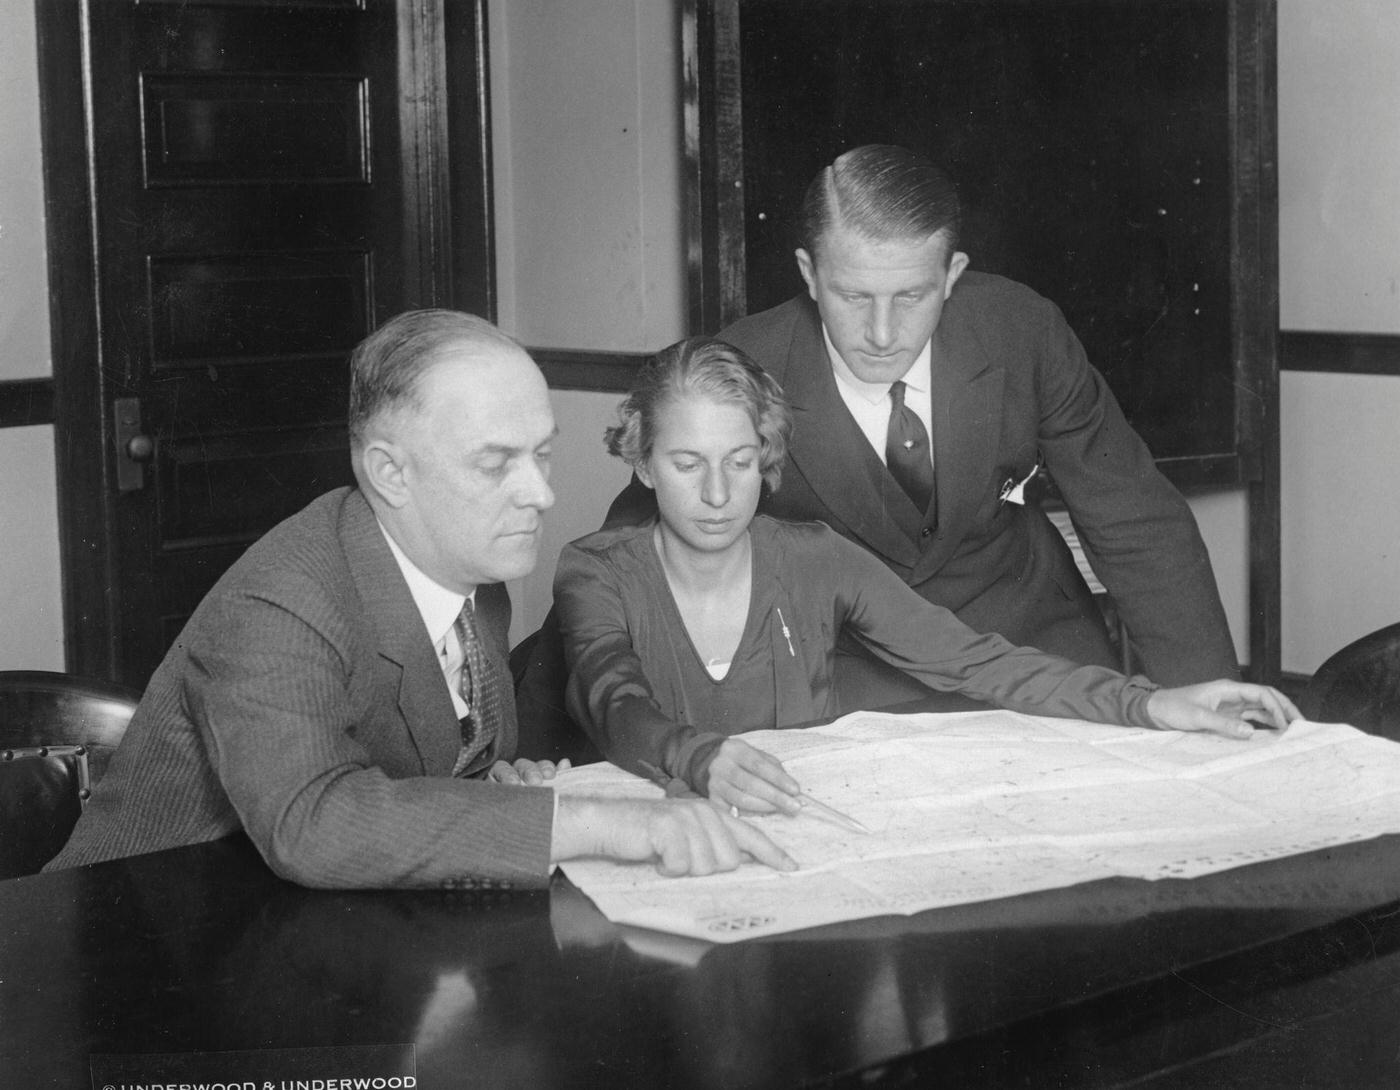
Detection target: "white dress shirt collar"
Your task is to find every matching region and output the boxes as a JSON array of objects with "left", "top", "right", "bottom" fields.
[
  {"left": 821, "top": 327, "right": 934, "bottom": 463},
  {"left": 823, "top": 327, "right": 933, "bottom": 403},
  {"left": 377, "top": 521, "right": 471, "bottom": 649}
]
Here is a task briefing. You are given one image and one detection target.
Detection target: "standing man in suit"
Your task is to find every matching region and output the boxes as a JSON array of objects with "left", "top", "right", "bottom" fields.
[
  {"left": 583, "top": 144, "right": 1237, "bottom": 716},
  {"left": 50, "top": 310, "right": 794, "bottom": 888}
]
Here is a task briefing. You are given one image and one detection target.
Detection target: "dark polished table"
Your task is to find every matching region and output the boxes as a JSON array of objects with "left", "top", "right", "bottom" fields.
[
  {"left": 5, "top": 835, "right": 1400, "bottom": 1087},
  {"left": 7, "top": 720, "right": 1400, "bottom": 1089}
]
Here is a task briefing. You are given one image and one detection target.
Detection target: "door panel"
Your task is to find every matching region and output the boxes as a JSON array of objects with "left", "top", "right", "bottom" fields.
[{"left": 39, "top": 0, "right": 492, "bottom": 686}]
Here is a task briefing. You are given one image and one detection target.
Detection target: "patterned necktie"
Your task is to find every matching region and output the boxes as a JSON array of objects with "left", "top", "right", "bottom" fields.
[
  {"left": 885, "top": 379, "right": 935, "bottom": 512},
  {"left": 451, "top": 598, "right": 501, "bottom": 776}
]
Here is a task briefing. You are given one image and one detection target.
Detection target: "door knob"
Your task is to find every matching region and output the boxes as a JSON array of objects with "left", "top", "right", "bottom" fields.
[
  {"left": 114, "top": 396, "right": 150, "bottom": 491},
  {"left": 126, "top": 434, "right": 155, "bottom": 462}
]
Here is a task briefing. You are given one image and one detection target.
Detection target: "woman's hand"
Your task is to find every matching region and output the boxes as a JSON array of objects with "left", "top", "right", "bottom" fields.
[
  {"left": 1146, "top": 681, "right": 1301, "bottom": 739},
  {"left": 704, "top": 738, "right": 803, "bottom": 815},
  {"left": 489, "top": 757, "right": 572, "bottom": 786}
]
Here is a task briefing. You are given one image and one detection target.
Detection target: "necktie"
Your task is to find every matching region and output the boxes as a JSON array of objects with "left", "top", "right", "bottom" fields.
[
  {"left": 451, "top": 599, "right": 501, "bottom": 776},
  {"left": 885, "top": 380, "right": 935, "bottom": 512}
]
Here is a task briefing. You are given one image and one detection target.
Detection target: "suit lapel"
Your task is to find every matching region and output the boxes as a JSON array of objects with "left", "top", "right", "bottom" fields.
[
  {"left": 780, "top": 301, "right": 924, "bottom": 568},
  {"left": 340, "top": 492, "right": 461, "bottom": 774},
  {"left": 916, "top": 306, "right": 1006, "bottom": 581}
]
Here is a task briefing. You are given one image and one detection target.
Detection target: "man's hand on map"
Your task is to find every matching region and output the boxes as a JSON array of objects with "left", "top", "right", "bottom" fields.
[
  {"left": 1146, "top": 681, "right": 1301, "bottom": 739},
  {"left": 551, "top": 795, "right": 800, "bottom": 877},
  {"left": 489, "top": 757, "right": 572, "bottom": 785}
]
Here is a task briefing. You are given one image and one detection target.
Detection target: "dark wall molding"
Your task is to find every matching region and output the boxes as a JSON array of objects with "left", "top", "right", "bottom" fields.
[
  {"left": 0, "top": 378, "right": 55, "bottom": 428},
  {"left": 531, "top": 348, "right": 650, "bottom": 393},
  {"left": 2, "top": 354, "right": 648, "bottom": 426},
  {"left": 1280, "top": 330, "right": 1400, "bottom": 375}
]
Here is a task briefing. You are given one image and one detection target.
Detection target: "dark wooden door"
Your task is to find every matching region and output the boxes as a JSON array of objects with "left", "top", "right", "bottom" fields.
[{"left": 38, "top": 0, "right": 493, "bottom": 687}]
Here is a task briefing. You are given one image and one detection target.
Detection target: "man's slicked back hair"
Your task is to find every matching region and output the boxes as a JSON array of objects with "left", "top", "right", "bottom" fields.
[
  {"left": 347, "top": 309, "right": 523, "bottom": 449},
  {"left": 798, "top": 144, "right": 961, "bottom": 262}
]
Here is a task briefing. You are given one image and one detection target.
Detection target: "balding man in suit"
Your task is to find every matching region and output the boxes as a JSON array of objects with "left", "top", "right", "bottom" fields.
[{"left": 50, "top": 310, "right": 793, "bottom": 887}]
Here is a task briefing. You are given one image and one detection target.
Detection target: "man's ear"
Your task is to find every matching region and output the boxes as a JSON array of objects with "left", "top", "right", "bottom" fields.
[
  {"left": 944, "top": 251, "right": 970, "bottom": 297},
  {"left": 795, "top": 248, "right": 818, "bottom": 300},
  {"left": 359, "top": 438, "right": 412, "bottom": 509}
]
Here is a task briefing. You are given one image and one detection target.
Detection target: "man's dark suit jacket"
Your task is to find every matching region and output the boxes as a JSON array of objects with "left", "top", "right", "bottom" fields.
[
  {"left": 711, "top": 276, "right": 1240, "bottom": 689},
  {"left": 48, "top": 488, "right": 555, "bottom": 888}
]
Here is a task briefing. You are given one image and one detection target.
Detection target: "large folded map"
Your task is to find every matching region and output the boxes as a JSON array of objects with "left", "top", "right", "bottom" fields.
[{"left": 555, "top": 711, "right": 1400, "bottom": 943}]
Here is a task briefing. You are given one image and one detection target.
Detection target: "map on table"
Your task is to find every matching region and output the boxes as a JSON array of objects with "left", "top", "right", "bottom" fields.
[{"left": 555, "top": 711, "right": 1400, "bottom": 943}]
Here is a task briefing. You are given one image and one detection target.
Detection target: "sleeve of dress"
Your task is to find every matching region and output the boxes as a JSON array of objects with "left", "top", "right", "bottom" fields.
[
  {"left": 1030, "top": 297, "right": 1238, "bottom": 685},
  {"left": 553, "top": 542, "right": 728, "bottom": 791},
  {"left": 820, "top": 530, "right": 1162, "bottom": 728}
]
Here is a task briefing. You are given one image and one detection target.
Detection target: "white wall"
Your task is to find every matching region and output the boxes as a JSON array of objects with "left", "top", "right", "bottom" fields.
[
  {"left": 0, "top": 427, "right": 65, "bottom": 669},
  {"left": 1278, "top": 0, "right": 1400, "bottom": 672},
  {"left": 511, "top": 389, "right": 634, "bottom": 636},
  {"left": 1281, "top": 372, "right": 1400, "bottom": 668},
  {"left": 1279, "top": 0, "right": 1400, "bottom": 333},
  {"left": 0, "top": 2, "right": 51, "bottom": 381},
  {"left": 490, "top": 0, "right": 686, "bottom": 643},
  {"left": 1188, "top": 490, "right": 1249, "bottom": 667},
  {"left": 0, "top": 3, "right": 65, "bottom": 670},
  {"left": 490, "top": 0, "right": 684, "bottom": 350}
]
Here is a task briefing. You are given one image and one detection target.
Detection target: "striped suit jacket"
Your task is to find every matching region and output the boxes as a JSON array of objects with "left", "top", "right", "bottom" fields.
[{"left": 47, "top": 488, "right": 554, "bottom": 888}]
